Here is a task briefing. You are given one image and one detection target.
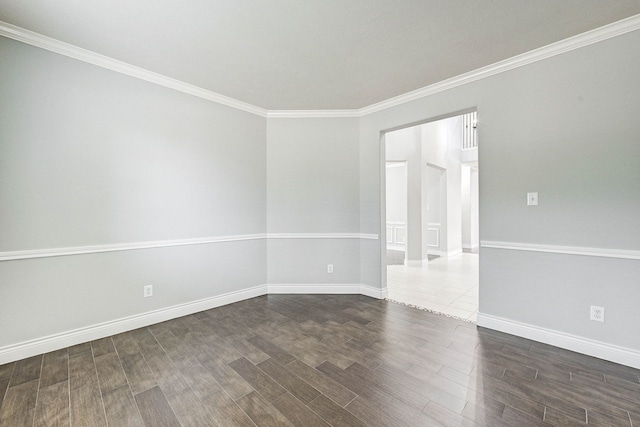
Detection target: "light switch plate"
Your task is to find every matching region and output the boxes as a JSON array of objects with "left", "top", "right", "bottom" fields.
[{"left": 527, "top": 192, "right": 538, "bottom": 206}]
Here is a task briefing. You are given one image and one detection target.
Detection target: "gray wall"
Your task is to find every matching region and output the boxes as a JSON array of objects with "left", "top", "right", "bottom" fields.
[
  {"left": 3, "top": 25, "right": 640, "bottom": 360},
  {"left": 266, "top": 118, "right": 361, "bottom": 285},
  {"left": 360, "top": 30, "right": 640, "bottom": 350},
  {"left": 0, "top": 36, "right": 267, "bottom": 347}
]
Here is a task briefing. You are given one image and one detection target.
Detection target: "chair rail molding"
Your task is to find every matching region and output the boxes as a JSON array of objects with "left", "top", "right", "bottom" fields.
[
  {"left": 0, "top": 233, "right": 380, "bottom": 262},
  {"left": 480, "top": 241, "right": 640, "bottom": 260}
]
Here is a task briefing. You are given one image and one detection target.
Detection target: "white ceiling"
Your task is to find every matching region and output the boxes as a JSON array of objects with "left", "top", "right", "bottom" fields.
[{"left": 1, "top": 1, "right": 639, "bottom": 110}]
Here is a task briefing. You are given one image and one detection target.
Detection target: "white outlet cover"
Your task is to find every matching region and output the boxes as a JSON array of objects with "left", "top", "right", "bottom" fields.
[
  {"left": 590, "top": 305, "right": 604, "bottom": 322},
  {"left": 527, "top": 192, "right": 539, "bottom": 206}
]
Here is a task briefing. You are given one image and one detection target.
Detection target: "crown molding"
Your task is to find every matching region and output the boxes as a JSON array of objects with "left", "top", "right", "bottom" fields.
[
  {"left": 358, "top": 13, "right": 640, "bottom": 116},
  {"left": 0, "top": 21, "right": 268, "bottom": 117},
  {"left": 2, "top": 14, "right": 639, "bottom": 118},
  {"left": 267, "top": 110, "right": 361, "bottom": 118}
]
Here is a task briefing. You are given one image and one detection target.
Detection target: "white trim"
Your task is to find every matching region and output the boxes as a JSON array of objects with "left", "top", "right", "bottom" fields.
[
  {"left": 0, "top": 233, "right": 380, "bottom": 262},
  {"left": 385, "top": 162, "right": 407, "bottom": 169},
  {"left": 426, "top": 227, "right": 440, "bottom": 248},
  {"left": 405, "top": 259, "right": 427, "bottom": 267},
  {"left": 267, "top": 233, "right": 379, "bottom": 240},
  {"left": 361, "top": 285, "right": 388, "bottom": 299},
  {"left": 266, "top": 110, "right": 360, "bottom": 118},
  {"left": 0, "top": 283, "right": 387, "bottom": 363},
  {"left": 480, "top": 241, "right": 640, "bottom": 260},
  {"left": 477, "top": 313, "right": 640, "bottom": 369},
  {"left": 387, "top": 244, "right": 405, "bottom": 252},
  {"left": 0, "top": 285, "right": 268, "bottom": 364},
  {"left": 358, "top": 14, "right": 640, "bottom": 116},
  {"left": 0, "top": 21, "right": 267, "bottom": 117},
  {"left": 0, "top": 234, "right": 267, "bottom": 262},
  {"left": 268, "top": 284, "right": 387, "bottom": 299},
  {"left": 2, "top": 15, "right": 639, "bottom": 118}
]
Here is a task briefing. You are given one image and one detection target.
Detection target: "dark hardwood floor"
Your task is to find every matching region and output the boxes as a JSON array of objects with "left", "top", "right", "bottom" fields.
[{"left": 1, "top": 294, "right": 639, "bottom": 426}]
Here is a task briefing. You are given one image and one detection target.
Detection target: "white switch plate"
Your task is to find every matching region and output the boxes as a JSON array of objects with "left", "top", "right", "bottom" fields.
[
  {"left": 327, "top": 264, "right": 334, "bottom": 273},
  {"left": 527, "top": 192, "right": 538, "bottom": 206},
  {"left": 143, "top": 285, "right": 153, "bottom": 298}
]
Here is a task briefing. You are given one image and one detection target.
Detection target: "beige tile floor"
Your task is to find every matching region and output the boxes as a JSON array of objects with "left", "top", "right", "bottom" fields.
[{"left": 386, "top": 252, "right": 479, "bottom": 322}]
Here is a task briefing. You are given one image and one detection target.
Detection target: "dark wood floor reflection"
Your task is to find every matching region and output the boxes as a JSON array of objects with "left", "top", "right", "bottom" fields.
[{"left": 1, "top": 294, "right": 639, "bottom": 426}]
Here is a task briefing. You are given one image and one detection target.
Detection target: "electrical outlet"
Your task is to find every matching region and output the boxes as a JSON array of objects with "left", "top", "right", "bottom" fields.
[
  {"left": 144, "top": 285, "right": 153, "bottom": 298},
  {"left": 590, "top": 305, "right": 604, "bottom": 322},
  {"left": 327, "top": 264, "right": 334, "bottom": 273}
]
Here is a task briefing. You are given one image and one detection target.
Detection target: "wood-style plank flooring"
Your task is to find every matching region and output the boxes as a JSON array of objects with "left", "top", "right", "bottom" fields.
[{"left": 1, "top": 294, "right": 639, "bottom": 426}]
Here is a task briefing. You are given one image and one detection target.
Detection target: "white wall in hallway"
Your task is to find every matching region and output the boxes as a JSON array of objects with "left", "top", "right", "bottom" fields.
[
  {"left": 385, "top": 162, "right": 407, "bottom": 251},
  {"left": 385, "top": 115, "right": 466, "bottom": 258},
  {"left": 386, "top": 126, "right": 426, "bottom": 263},
  {"left": 461, "top": 164, "right": 479, "bottom": 251}
]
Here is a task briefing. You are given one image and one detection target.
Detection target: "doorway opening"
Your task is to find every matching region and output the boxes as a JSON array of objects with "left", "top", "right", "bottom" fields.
[{"left": 383, "top": 110, "right": 479, "bottom": 321}]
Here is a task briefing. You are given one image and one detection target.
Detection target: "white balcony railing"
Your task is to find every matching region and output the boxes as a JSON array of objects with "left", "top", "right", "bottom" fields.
[{"left": 462, "top": 111, "right": 478, "bottom": 150}]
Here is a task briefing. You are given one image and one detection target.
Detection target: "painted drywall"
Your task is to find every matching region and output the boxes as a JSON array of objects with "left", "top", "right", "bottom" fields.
[
  {"left": 461, "top": 165, "right": 480, "bottom": 250},
  {"left": 425, "top": 164, "right": 445, "bottom": 253},
  {"left": 385, "top": 163, "right": 407, "bottom": 224},
  {"left": 0, "top": 36, "right": 267, "bottom": 348},
  {"left": 386, "top": 117, "right": 466, "bottom": 259},
  {"left": 360, "top": 29, "right": 640, "bottom": 351},
  {"left": 422, "top": 116, "right": 464, "bottom": 256},
  {"left": 2, "top": 20, "right": 639, "bottom": 366},
  {"left": 385, "top": 162, "right": 408, "bottom": 252},
  {"left": 386, "top": 126, "right": 425, "bottom": 262},
  {"left": 266, "top": 117, "right": 361, "bottom": 285}
]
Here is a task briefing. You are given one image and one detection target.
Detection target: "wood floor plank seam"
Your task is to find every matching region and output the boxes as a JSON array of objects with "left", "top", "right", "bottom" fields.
[
  {"left": 2, "top": 294, "right": 640, "bottom": 427},
  {"left": 93, "top": 343, "right": 112, "bottom": 427}
]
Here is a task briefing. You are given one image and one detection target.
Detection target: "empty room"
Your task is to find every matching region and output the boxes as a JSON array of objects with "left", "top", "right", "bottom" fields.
[{"left": 1, "top": 2, "right": 639, "bottom": 426}]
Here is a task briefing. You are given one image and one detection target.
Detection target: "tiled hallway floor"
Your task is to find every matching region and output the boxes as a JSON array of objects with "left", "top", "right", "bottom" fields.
[{"left": 387, "top": 253, "right": 479, "bottom": 322}]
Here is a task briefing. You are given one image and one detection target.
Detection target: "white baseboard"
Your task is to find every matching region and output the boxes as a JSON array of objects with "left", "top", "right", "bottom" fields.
[
  {"left": 426, "top": 250, "right": 463, "bottom": 258},
  {"left": 405, "top": 258, "right": 427, "bottom": 266},
  {"left": 362, "top": 285, "right": 388, "bottom": 299},
  {"left": 0, "top": 285, "right": 267, "bottom": 364},
  {"left": 268, "top": 284, "right": 387, "bottom": 299},
  {"left": 0, "top": 283, "right": 389, "bottom": 364},
  {"left": 387, "top": 244, "right": 405, "bottom": 251},
  {"left": 477, "top": 313, "right": 640, "bottom": 369}
]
